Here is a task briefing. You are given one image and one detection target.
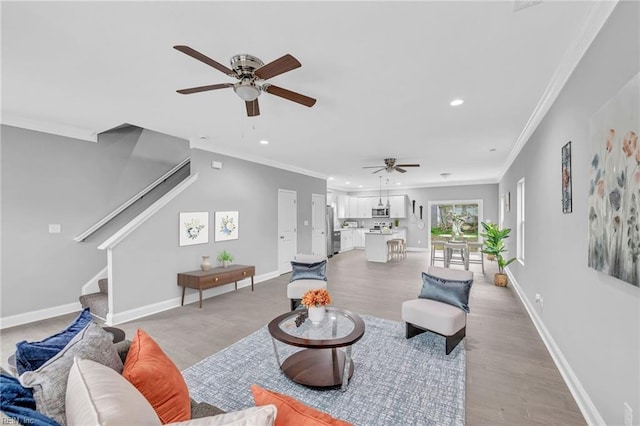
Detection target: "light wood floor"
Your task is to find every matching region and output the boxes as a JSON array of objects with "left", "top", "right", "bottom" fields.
[{"left": 1, "top": 250, "right": 586, "bottom": 425}]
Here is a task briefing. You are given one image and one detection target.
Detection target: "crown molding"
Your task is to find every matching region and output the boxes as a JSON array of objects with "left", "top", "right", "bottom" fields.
[
  {"left": 498, "top": 0, "right": 619, "bottom": 181},
  {"left": 1, "top": 113, "right": 98, "bottom": 142}
]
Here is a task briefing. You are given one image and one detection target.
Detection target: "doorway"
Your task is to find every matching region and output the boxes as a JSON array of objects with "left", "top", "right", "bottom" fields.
[
  {"left": 311, "top": 193, "right": 327, "bottom": 257},
  {"left": 278, "top": 189, "right": 297, "bottom": 274}
]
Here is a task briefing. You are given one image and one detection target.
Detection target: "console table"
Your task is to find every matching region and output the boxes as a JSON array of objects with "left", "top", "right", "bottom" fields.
[{"left": 177, "top": 264, "right": 255, "bottom": 308}]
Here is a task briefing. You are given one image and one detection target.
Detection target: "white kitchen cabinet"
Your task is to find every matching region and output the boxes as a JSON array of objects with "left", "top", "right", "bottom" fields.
[
  {"left": 336, "top": 195, "right": 349, "bottom": 218},
  {"left": 389, "top": 195, "right": 407, "bottom": 218},
  {"left": 357, "top": 197, "right": 373, "bottom": 218},
  {"left": 348, "top": 197, "right": 358, "bottom": 219},
  {"left": 353, "top": 229, "right": 366, "bottom": 248},
  {"left": 339, "top": 229, "right": 354, "bottom": 251}
]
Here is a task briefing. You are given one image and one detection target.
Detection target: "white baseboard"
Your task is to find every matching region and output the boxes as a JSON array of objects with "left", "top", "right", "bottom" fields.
[
  {"left": 106, "top": 270, "right": 280, "bottom": 326},
  {"left": 505, "top": 269, "right": 605, "bottom": 426},
  {"left": 0, "top": 301, "right": 83, "bottom": 330}
]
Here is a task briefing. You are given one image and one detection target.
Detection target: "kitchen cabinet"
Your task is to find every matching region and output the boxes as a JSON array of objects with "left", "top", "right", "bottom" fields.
[
  {"left": 336, "top": 196, "right": 349, "bottom": 219},
  {"left": 389, "top": 195, "right": 407, "bottom": 218},
  {"left": 357, "top": 198, "right": 372, "bottom": 218},
  {"left": 353, "top": 229, "right": 366, "bottom": 248},
  {"left": 348, "top": 197, "right": 358, "bottom": 219},
  {"left": 339, "top": 229, "right": 354, "bottom": 251}
]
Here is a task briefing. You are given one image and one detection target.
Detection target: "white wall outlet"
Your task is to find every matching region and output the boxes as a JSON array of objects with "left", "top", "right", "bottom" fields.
[
  {"left": 48, "top": 224, "right": 61, "bottom": 233},
  {"left": 535, "top": 293, "right": 542, "bottom": 302},
  {"left": 303, "top": 220, "right": 309, "bottom": 226},
  {"left": 211, "top": 161, "right": 223, "bottom": 169},
  {"left": 624, "top": 402, "right": 632, "bottom": 426}
]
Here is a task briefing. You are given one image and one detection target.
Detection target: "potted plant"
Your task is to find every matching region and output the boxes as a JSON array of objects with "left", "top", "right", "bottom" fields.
[
  {"left": 216, "top": 250, "right": 233, "bottom": 268},
  {"left": 480, "top": 222, "right": 516, "bottom": 287},
  {"left": 301, "top": 288, "right": 332, "bottom": 324}
]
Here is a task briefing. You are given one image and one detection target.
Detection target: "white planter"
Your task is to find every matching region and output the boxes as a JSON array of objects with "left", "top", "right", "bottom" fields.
[{"left": 307, "top": 306, "right": 326, "bottom": 325}]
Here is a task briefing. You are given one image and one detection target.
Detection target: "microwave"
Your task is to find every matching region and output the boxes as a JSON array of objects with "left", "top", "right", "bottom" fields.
[{"left": 372, "top": 207, "right": 389, "bottom": 217}]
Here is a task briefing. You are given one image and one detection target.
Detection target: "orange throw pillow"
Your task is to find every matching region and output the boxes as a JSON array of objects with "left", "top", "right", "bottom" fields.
[
  {"left": 122, "top": 329, "right": 191, "bottom": 424},
  {"left": 251, "top": 384, "right": 352, "bottom": 426}
]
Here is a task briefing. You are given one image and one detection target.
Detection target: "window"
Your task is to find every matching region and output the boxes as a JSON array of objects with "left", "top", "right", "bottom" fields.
[{"left": 516, "top": 178, "right": 525, "bottom": 263}]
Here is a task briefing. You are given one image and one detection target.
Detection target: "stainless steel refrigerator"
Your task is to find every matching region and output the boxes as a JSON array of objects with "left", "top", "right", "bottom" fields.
[{"left": 326, "top": 205, "right": 335, "bottom": 257}]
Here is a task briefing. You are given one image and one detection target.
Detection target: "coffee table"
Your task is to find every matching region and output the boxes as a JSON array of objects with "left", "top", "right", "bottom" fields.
[{"left": 267, "top": 307, "right": 365, "bottom": 391}]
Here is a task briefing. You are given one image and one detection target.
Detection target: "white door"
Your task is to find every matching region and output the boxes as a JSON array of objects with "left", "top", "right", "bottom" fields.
[
  {"left": 278, "top": 189, "right": 297, "bottom": 274},
  {"left": 311, "top": 193, "right": 327, "bottom": 257}
]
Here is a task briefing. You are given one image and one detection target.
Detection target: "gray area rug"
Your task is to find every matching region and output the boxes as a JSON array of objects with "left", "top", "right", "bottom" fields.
[{"left": 182, "top": 315, "right": 465, "bottom": 425}]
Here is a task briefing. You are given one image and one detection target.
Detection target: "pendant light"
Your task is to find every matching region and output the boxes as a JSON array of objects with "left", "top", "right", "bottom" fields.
[
  {"left": 386, "top": 178, "right": 391, "bottom": 208},
  {"left": 378, "top": 176, "right": 384, "bottom": 207}
]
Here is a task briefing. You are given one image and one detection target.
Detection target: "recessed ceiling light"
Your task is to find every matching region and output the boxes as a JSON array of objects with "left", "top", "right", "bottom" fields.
[
  {"left": 345, "top": 181, "right": 350, "bottom": 185},
  {"left": 450, "top": 99, "right": 464, "bottom": 106},
  {"left": 259, "top": 140, "right": 269, "bottom": 145},
  {"left": 328, "top": 176, "right": 334, "bottom": 181},
  {"left": 396, "top": 182, "right": 401, "bottom": 185},
  {"left": 358, "top": 185, "right": 363, "bottom": 188}
]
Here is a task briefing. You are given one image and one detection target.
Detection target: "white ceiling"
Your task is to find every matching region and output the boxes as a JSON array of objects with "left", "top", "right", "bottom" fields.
[{"left": 1, "top": 1, "right": 607, "bottom": 191}]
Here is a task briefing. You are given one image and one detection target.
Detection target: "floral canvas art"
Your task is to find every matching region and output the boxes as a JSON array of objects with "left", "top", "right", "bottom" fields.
[
  {"left": 179, "top": 212, "right": 209, "bottom": 246},
  {"left": 215, "top": 211, "right": 239, "bottom": 242},
  {"left": 588, "top": 73, "right": 639, "bottom": 287}
]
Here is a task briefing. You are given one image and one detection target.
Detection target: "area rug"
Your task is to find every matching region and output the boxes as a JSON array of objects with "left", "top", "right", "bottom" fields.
[{"left": 182, "top": 315, "right": 465, "bottom": 425}]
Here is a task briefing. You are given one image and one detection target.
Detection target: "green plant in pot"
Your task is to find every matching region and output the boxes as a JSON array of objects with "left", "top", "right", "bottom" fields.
[
  {"left": 216, "top": 250, "right": 233, "bottom": 268},
  {"left": 480, "top": 222, "right": 516, "bottom": 287}
]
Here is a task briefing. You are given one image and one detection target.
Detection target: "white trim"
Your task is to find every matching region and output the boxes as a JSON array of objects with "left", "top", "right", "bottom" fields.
[
  {"left": 1, "top": 113, "right": 98, "bottom": 142},
  {"left": 506, "top": 268, "right": 605, "bottom": 426},
  {"left": 191, "top": 142, "right": 327, "bottom": 181},
  {"left": 105, "top": 270, "right": 280, "bottom": 326},
  {"left": 80, "top": 266, "right": 108, "bottom": 295},
  {"left": 0, "top": 301, "right": 82, "bottom": 330},
  {"left": 498, "top": 1, "right": 619, "bottom": 182},
  {"left": 98, "top": 173, "right": 198, "bottom": 249},
  {"left": 75, "top": 157, "right": 191, "bottom": 242},
  {"left": 330, "top": 177, "right": 499, "bottom": 192}
]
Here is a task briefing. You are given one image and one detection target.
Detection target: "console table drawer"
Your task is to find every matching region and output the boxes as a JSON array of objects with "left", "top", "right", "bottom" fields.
[
  {"left": 201, "top": 273, "right": 231, "bottom": 287},
  {"left": 230, "top": 267, "right": 255, "bottom": 282}
]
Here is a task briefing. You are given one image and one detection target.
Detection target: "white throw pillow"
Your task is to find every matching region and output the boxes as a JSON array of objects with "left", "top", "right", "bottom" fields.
[
  {"left": 168, "top": 405, "right": 277, "bottom": 426},
  {"left": 66, "top": 357, "right": 161, "bottom": 426}
]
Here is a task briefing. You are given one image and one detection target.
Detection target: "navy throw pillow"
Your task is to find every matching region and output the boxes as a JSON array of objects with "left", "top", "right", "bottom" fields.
[
  {"left": 419, "top": 272, "right": 473, "bottom": 313},
  {"left": 290, "top": 260, "right": 327, "bottom": 282},
  {"left": 0, "top": 374, "right": 59, "bottom": 426},
  {"left": 15, "top": 308, "right": 92, "bottom": 375}
]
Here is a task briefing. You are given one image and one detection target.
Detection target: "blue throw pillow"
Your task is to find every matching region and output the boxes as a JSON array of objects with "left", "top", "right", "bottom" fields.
[
  {"left": 15, "top": 308, "right": 93, "bottom": 375},
  {"left": 290, "top": 260, "right": 327, "bottom": 282},
  {"left": 0, "top": 374, "right": 59, "bottom": 426},
  {"left": 419, "top": 272, "right": 473, "bottom": 313}
]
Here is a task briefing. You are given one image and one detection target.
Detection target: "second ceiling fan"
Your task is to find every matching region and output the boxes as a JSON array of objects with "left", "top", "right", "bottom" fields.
[{"left": 173, "top": 45, "right": 316, "bottom": 117}]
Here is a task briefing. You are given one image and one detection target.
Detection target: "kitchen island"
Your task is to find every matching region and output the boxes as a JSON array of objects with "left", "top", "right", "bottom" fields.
[{"left": 365, "top": 229, "right": 406, "bottom": 262}]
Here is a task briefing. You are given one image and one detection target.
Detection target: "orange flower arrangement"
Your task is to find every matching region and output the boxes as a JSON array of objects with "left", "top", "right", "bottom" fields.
[{"left": 301, "top": 288, "right": 332, "bottom": 308}]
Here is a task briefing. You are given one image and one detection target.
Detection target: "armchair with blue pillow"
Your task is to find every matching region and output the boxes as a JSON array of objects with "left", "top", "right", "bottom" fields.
[{"left": 287, "top": 254, "right": 328, "bottom": 310}]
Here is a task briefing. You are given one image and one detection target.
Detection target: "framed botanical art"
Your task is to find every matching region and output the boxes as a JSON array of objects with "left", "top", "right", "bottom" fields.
[
  {"left": 179, "top": 212, "right": 209, "bottom": 246},
  {"left": 215, "top": 211, "right": 239, "bottom": 242},
  {"left": 561, "top": 141, "right": 572, "bottom": 213}
]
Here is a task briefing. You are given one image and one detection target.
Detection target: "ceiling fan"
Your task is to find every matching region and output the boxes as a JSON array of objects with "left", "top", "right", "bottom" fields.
[
  {"left": 173, "top": 45, "right": 316, "bottom": 117},
  {"left": 363, "top": 158, "right": 421, "bottom": 174}
]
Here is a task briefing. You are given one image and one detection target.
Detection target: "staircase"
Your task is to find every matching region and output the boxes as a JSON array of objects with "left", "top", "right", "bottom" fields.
[{"left": 79, "top": 278, "right": 109, "bottom": 320}]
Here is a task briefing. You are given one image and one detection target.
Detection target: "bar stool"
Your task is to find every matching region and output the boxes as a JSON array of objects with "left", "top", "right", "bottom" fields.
[
  {"left": 394, "top": 239, "right": 407, "bottom": 260},
  {"left": 444, "top": 242, "right": 469, "bottom": 270},
  {"left": 430, "top": 239, "right": 446, "bottom": 266},
  {"left": 467, "top": 241, "right": 485, "bottom": 273},
  {"left": 387, "top": 239, "right": 402, "bottom": 262}
]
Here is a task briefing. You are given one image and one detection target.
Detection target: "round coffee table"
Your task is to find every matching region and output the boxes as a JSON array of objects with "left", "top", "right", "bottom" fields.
[{"left": 267, "top": 307, "right": 365, "bottom": 391}]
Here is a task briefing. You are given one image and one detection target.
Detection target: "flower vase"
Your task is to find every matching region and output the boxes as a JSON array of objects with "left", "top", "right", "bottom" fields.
[
  {"left": 200, "top": 256, "right": 212, "bottom": 271},
  {"left": 307, "top": 306, "right": 325, "bottom": 325}
]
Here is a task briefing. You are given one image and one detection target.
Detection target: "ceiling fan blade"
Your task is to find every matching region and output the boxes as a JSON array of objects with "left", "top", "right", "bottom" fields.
[
  {"left": 254, "top": 54, "right": 301, "bottom": 80},
  {"left": 246, "top": 99, "right": 260, "bottom": 117},
  {"left": 395, "top": 164, "right": 420, "bottom": 168},
  {"left": 263, "top": 84, "right": 316, "bottom": 107},
  {"left": 372, "top": 168, "right": 385, "bottom": 174},
  {"left": 173, "top": 45, "right": 235, "bottom": 76},
  {"left": 363, "top": 166, "right": 385, "bottom": 169},
  {"left": 395, "top": 167, "right": 407, "bottom": 173},
  {"left": 176, "top": 83, "right": 233, "bottom": 94}
]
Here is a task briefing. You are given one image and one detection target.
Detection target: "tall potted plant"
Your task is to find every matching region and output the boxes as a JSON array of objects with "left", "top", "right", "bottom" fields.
[{"left": 480, "top": 222, "right": 517, "bottom": 287}]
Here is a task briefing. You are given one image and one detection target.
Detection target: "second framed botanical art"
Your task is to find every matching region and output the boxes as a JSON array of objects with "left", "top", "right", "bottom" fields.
[{"left": 215, "top": 211, "right": 239, "bottom": 242}]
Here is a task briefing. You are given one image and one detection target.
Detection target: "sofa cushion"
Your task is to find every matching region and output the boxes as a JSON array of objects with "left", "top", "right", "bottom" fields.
[
  {"left": 0, "top": 373, "right": 58, "bottom": 426},
  {"left": 15, "top": 308, "right": 93, "bottom": 375},
  {"left": 286, "top": 279, "right": 328, "bottom": 300},
  {"left": 251, "top": 384, "right": 351, "bottom": 426},
  {"left": 123, "top": 329, "right": 191, "bottom": 424},
  {"left": 401, "top": 298, "right": 466, "bottom": 337},
  {"left": 290, "top": 261, "right": 327, "bottom": 282},
  {"left": 19, "top": 322, "right": 123, "bottom": 425},
  {"left": 66, "top": 358, "right": 161, "bottom": 426},
  {"left": 419, "top": 272, "right": 473, "bottom": 313}
]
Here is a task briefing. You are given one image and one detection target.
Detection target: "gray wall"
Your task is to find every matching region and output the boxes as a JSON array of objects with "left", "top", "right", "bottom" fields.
[
  {"left": 499, "top": 2, "right": 639, "bottom": 424},
  {"left": 346, "top": 184, "right": 498, "bottom": 249},
  {"left": 109, "top": 149, "right": 326, "bottom": 314},
  {"left": 0, "top": 125, "right": 189, "bottom": 317}
]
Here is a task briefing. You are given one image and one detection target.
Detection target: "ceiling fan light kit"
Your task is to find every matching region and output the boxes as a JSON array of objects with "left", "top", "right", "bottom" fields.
[
  {"left": 174, "top": 46, "right": 316, "bottom": 117},
  {"left": 363, "top": 158, "right": 420, "bottom": 174}
]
